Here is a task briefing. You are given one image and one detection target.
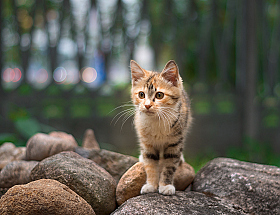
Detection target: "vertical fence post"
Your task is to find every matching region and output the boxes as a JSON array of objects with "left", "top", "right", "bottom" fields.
[
  {"left": 244, "top": 0, "right": 259, "bottom": 140},
  {"left": 0, "top": 0, "right": 2, "bottom": 85},
  {"left": 0, "top": 0, "right": 8, "bottom": 132}
]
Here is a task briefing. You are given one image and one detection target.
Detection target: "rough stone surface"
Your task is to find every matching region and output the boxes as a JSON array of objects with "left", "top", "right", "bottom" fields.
[
  {"left": 0, "top": 142, "right": 26, "bottom": 169},
  {"left": 49, "top": 131, "right": 78, "bottom": 146},
  {"left": 112, "top": 191, "right": 246, "bottom": 215},
  {"left": 82, "top": 129, "right": 100, "bottom": 150},
  {"left": 30, "top": 151, "right": 116, "bottom": 215},
  {"left": 116, "top": 162, "right": 146, "bottom": 206},
  {"left": 192, "top": 157, "right": 280, "bottom": 214},
  {"left": 26, "top": 133, "right": 78, "bottom": 161},
  {"left": 116, "top": 161, "right": 195, "bottom": 205},
  {"left": 0, "top": 160, "right": 38, "bottom": 188},
  {"left": 174, "top": 161, "right": 195, "bottom": 190},
  {"left": 0, "top": 179, "right": 95, "bottom": 215},
  {"left": 75, "top": 147, "right": 138, "bottom": 182}
]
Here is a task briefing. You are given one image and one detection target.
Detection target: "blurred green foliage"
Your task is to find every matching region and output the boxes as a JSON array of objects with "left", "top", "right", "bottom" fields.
[
  {"left": 187, "top": 151, "right": 217, "bottom": 173},
  {"left": 227, "top": 137, "right": 280, "bottom": 167},
  {"left": 0, "top": 133, "right": 17, "bottom": 145},
  {"left": 188, "top": 137, "right": 280, "bottom": 173}
]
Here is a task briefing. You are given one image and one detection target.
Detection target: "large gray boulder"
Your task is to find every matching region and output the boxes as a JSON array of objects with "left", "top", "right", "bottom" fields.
[
  {"left": 30, "top": 151, "right": 116, "bottom": 215},
  {"left": 192, "top": 157, "right": 280, "bottom": 214},
  {"left": 112, "top": 191, "right": 246, "bottom": 215},
  {"left": 75, "top": 147, "right": 138, "bottom": 182}
]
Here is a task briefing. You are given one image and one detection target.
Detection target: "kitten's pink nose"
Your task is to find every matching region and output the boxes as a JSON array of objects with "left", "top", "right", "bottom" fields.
[{"left": 145, "top": 104, "right": 152, "bottom": 110}]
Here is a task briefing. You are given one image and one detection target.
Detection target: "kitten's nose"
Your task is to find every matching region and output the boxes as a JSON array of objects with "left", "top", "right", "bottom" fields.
[{"left": 145, "top": 104, "right": 152, "bottom": 110}]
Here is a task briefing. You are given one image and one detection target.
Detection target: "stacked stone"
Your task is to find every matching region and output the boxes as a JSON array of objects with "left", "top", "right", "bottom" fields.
[{"left": 0, "top": 129, "right": 279, "bottom": 215}]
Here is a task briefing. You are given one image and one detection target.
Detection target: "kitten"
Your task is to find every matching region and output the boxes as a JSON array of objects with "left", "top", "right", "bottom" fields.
[{"left": 130, "top": 60, "right": 192, "bottom": 195}]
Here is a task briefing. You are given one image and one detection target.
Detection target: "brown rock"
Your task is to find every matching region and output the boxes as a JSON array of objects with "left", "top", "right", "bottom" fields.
[
  {"left": 116, "top": 161, "right": 195, "bottom": 205},
  {"left": 26, "top": 133, "right": 78, "bottom": 161},
  {"left": 49, "top": 131, "right": 77, "bottom": 146},
  {"left": 0, "top": 142, "right": 26, "bottom": 169},
  {"left": 82, "top": 129, "right": 100, "bottom": 150},
  {"left": 116, "top": 162, "right": 146, "bottom": 206},
  {"left": 0, "top": 160, "right": 38, "bottom": 188},
  {"left": 31, "top": 151, "right": 116, "bottom": 215},
  {"left": 0, "top": 179, "right": 95, "bottom": 215},
  {"left": 174, "top": 162, "right": 195, "bottom": 190}
]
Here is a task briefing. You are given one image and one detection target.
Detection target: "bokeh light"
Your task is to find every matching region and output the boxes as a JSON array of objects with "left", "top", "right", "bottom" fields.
[
  {"left": 53, "top": 67, "right": 67, "bottom": 83},
  {"left": 81, "top": 67, "right": 97, "bottom": 83},
  {"left": 27, "top": 63, "right": 51, "bottom": 89},
  {"left": 13, "top": 68, "right": 22, "bottom": 82},
  {"left": 36, "top": 69, "right": 49, "bottom": 84},
  {"left": 2, "top": 68, "right": 22, "bottom": 83}
]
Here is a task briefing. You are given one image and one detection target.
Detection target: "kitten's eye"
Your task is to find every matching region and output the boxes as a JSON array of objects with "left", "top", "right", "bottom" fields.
[
  {"left": 138, "top": 91, "right": 145, "bottom": 99},
  {"left": 155, "top": 92, "right": 164, "bottom": 99}
]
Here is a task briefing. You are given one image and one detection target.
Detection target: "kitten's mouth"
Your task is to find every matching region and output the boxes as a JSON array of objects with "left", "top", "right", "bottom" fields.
[{"left": 143, "top": 110, "right": 155, "bottom": 115}]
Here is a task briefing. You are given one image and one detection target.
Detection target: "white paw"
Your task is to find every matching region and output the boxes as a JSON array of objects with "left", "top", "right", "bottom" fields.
[
  {"left": 159, "top": 185, "right": 176, "bottom": 195},
  {"left": 180, "top": 154, "right": 185, "bottom": 163},
  {"left": 139, "top": 154, "right": 143, "bottom": 163},
  {"left": 141, "top": 184, "right": 157, "bottom": 194}
]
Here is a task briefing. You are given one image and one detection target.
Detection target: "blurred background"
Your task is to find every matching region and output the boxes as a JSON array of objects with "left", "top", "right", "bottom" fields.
[{"left": 0, "top": 0, "right": 280, "bottom": 171}]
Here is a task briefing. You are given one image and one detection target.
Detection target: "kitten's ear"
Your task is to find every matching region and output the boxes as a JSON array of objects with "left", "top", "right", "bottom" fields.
[
  {"left": 130, "top": 60, "right": 145, "bottom": 85},
  {"left": 161, "top": 60, "right": 179, "bottom": 86}
]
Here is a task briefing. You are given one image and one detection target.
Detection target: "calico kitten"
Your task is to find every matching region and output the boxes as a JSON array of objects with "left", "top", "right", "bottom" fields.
[{"left": 130, "top": 60, "right": 192, "bottom": 195}]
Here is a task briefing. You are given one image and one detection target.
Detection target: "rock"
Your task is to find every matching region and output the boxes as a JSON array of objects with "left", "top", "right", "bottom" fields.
[
  {"left": 49, "top": 131, "right": 77, "bottom": 146},
  {"left": 0, "top": 142, "right": 26, "bottom": 169},
  {"left": 174, "top": 161, "right": 195, "bottom": 190},
  {"left": 0, "top": 179, "right": 95, "bottom": 215},
  {"left": 31, "top": 151, "right": 116, "bottom": 215},
  {"left": 26, "top": 133, "right": 78, "bottom": 161},
  {"left": 112, "top": 191, "right": 246, "bottom": 214},
  {"left": 116, "top": 162, "right": 146, "bottom": 206},
  {"left": 75, "top": 147, "right": 138, "bottom": 182},
  {"left": 116, "top": 161, "right": 195, "bottom": 205},
  {"left": 192, "top": 157, "right": 280, "bottom": 214},
  {"left": 0, "top": 160, "right": 38, "bottom": 188},
  {"left": 82, "top": 129, "right": 100, "bottom": 150}
]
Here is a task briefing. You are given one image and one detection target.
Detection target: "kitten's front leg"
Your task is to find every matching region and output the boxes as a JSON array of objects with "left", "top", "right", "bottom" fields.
[
  {"left": 158, "top": 148, "right": 182, "bottom": 195},
  {"left": 140, "top": 149, "right": 160, "bottom": 194}
]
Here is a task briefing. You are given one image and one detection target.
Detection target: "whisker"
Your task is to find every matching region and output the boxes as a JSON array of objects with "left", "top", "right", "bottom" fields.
[
  {"left": 110, "top": 108, "right": 132, "bottom": 125},
  {"left": 121, "top": 110, "right": 136, "bottom": 130},
  {"left": 160, "top": 107, "right": 183, "bottom": 129},
  {"left": 111, "top": 108, "right": 135, "bottom": 126},
  {"left": 108, "top": 104, "right": 136, "bottom": 115},
  {"left": 164, "top": 110, "right": 183, "bottom": 129},
  {"left": 159, "top": 110, "right": 172, "bottom": 132},
  {"left": 157, "top": 112, "right": 161, "bottom": 128}
]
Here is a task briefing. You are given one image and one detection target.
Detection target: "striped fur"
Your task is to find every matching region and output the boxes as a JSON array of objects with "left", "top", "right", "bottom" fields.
[{"left": 130, "top": 60, "right": 192, "bottom": 195}]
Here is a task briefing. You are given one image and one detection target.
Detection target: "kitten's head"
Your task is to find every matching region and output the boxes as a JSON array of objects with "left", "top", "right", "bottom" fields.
[{"left": 130, "top": 60, "right": 183, "bottom": 116}]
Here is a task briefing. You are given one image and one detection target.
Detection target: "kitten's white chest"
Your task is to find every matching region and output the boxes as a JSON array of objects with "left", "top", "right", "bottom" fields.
[{"left": 135, "top": 112, "right": 172, "bottom": 144}]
